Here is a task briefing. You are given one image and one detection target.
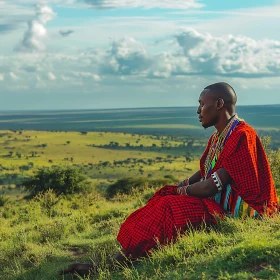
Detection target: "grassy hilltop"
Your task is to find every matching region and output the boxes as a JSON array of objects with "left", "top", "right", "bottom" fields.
[{"left": 0, "top": 129, "right": 280, "bottom": 279}]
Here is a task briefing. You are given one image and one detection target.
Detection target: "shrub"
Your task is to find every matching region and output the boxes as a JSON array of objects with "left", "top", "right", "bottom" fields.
[
  {"left": 106, "top": 177, "right": 173, "bottom": 198},
  {"left": 22, "top": 165, "right": 92, "bottom": 196},
  {"left": 164, "top": 174, "right": 178, "bottom": 183},
  {"left": 0, "top": 195, "right": 9, "bottom": 207},
  {"left": 34, "top": 189, "right": 60, "bottom": 217}
]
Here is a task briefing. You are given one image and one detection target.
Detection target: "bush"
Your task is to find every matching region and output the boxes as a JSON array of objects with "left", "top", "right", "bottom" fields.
[
  {"left": 34, "top": 189, "right": 60, "bottom": 217},
  {"left": 106, "top": 177, "right": 173, "bottom": 198},
  {"left": 22, "top": 165, "right": 92, "bottom": 197},
  {"left": 0, "top": 195, "right": 9, "bottom": 207},
  {"left": 164, "top": 174, "right": 178, "bottom": 183}
]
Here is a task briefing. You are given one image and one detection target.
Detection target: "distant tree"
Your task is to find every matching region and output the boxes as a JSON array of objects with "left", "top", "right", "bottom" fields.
[
  {"left": 19, "top": 165, "right": 31, "bottom": 171},
  {"left": 66, "top": 141, "right": 71, "bottom": 145},
  {"left": 164, "top": 174, "right": 178, "bottom": 182},
  {"left": 22, "top": 165, "right": 92, "bottom": 196}
]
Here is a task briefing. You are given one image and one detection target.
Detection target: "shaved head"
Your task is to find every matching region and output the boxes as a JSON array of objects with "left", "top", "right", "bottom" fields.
[
  {"left": 197, "top": 82, "right": 237, "bottom": 129},
  {"left": 204, "top": 82, "right": 237, "bottom": 109}
]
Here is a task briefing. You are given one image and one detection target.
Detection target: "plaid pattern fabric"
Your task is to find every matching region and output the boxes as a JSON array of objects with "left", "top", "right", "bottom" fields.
[
  {"left": 117, "top": 120, "right": 278, "bottom": 258},
  {"left": 200, "top": 121, "right": 278, "bottom": 216},
  {"left": 117, "top": 186, "right": 224, "bottom": 258}
]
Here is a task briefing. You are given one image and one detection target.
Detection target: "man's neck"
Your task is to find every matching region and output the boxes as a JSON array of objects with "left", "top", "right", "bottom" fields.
[{"left": 215, "top": 112, "right": 235, "bottom": 134}]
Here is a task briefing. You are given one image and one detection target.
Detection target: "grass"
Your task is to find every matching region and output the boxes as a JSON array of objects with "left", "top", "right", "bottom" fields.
[
  {"left": 1, "top": 130, "right": 280, "bottom": 279},
  {"left": 1, "top": 186, "right": 280, "bottom": 280},
  {"left": 0, "top": 130, "right": 203, "bottom": 197}
]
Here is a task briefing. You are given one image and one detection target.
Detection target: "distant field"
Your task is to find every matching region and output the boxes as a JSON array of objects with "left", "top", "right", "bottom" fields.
[
  {"left": 1, "top": 106, "right": 280, "bottom": 136},
  {"left": 0, "top": 130, "right": 203, "bottom": 196}
]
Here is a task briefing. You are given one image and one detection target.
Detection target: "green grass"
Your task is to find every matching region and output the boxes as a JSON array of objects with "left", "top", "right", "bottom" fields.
[
  {"left": 0, "top": 130, "right": 203, "bottom": 197},
  {"left": 1, "top": 130, "right": 280, "bottom": 279},
  {"left": 1, "top": 187, "right": 280, "bottom": 280}
]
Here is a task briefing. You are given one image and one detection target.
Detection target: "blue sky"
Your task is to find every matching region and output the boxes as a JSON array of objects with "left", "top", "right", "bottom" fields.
[{"left": 1, "top": 0, "right": 280, "bottom": 110}]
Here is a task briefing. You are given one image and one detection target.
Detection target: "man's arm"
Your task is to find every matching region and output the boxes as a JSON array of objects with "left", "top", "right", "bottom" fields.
[
  {"left": 177, "top": 170, "right": 201, "bottom": 189},
  {"left": 185, "top": 168, "right": 231, "bottom": 198},
  {"left": 189, "top": 170, "right": 202, "bottom": 184}
]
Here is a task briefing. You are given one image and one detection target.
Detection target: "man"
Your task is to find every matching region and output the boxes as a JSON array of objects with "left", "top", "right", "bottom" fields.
[{"left": 59, "top": 82, "right": 278, "bottom": 275}]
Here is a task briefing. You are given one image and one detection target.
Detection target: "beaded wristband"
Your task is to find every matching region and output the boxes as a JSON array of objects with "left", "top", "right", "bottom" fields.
[
  {"left": 179, "top": 178, "right": 189, "bottom": 187},
  {"left": 211, "top": 172, "right": 223, "bottom": 192},
  {"left": 185, "top": 184, "right": 192, "bottom": 196},
  {"left": 178, "top": 178, "right": 190, "bottom": 195}
]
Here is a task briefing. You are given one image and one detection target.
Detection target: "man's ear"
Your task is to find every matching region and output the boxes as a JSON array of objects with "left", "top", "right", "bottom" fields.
[{"left": 216, "top": 98, "right": 224, "bottom": 110}]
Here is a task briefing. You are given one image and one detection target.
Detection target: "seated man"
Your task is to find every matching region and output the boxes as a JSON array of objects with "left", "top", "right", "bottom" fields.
[{"left": 59, "top": 82, "right": 279, "bottom": 275}]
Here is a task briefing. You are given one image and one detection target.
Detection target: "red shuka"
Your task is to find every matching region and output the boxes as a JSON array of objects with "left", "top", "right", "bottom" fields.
[{"left": 117, "top": 121, "right": 278, "bottom": 258}]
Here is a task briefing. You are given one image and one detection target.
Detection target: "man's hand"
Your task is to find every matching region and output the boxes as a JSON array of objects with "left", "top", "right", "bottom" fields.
[{"left": 177, "top": 178, "right": 189, "bottom": 194}]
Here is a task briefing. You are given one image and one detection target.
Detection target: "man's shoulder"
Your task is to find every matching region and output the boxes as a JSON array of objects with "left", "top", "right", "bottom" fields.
[{"left": 234, "top": 121, "right": 257, "bottom": 137}]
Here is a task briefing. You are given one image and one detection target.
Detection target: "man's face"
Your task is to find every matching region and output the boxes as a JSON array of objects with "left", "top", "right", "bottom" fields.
[{"left": 197, "top": 89, "right": 219, "bottom": 129}]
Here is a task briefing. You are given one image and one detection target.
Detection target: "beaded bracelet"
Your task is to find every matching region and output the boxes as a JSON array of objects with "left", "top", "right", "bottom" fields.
[
  {"left": 178, "top": 178, "right": 191, "bottom": 195},
  {"left": 178, "top": 178, "right": 189, "bottom": 188},
  {"left": 185, "top": 184, "right": 192, "bottom": 196},
  {"left": 211, "top": 172, "right": 223, "bottom": 192},
  {"left": 178, "top": 186, "right": 184, "bottom": 195}
]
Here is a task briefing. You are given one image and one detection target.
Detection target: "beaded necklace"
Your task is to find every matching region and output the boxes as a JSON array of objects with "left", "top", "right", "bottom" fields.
[{"left": 204, "top": 114, "right": 241, "bottom": 179}]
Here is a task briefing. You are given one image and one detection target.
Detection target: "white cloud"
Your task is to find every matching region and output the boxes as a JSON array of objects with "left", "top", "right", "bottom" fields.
[
  {"left": 71, "top": 71, "right": 101, "bottom": 81},
  {"left": 15, "top": 5, "right": 56, "bottom": 52},
  {"left": 1, "top": 28, "right": 280, "bottom": 99},
  {"left": 92, "top": 74, "right": 101, "bottom": 81},
  {"left": 9, "top": 72, "right": 19, "bottom": 80},
  {"left": 101, "top": 37, "right": 152, "bottom": 75},
  {"left": 174, "top": 28, "right": 280, "bottom": 77},
  {"left": 48, "top": 72, "right": 56, "bottom": 80},
  {"left": 0, "top": 1, "right": 34, "bottom": 33},
  {"left": 83, "top": 0, "right": 203, "bottom": 9},
  {"left": 188, "top": 5, "right": 280, "bottom": 41}
]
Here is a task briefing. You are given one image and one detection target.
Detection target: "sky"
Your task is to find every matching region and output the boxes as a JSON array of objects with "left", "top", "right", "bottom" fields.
[{"left": 1, "top": 0, "right": 280, "bottom": 110}]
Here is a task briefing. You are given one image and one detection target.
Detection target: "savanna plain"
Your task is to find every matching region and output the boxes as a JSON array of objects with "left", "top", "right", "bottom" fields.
[{"left": 1, "top": 106, "right": 280, "bottom": 280}]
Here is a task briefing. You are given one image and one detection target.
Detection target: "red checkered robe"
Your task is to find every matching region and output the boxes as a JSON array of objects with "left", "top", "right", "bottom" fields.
[{"left": 117, "top": 121, "right": 278, "bottom": 258}]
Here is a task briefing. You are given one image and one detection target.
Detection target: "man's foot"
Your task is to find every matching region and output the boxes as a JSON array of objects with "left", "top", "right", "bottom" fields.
[{"left": 57, "top": 263, "right": 95, "bottom": 276}]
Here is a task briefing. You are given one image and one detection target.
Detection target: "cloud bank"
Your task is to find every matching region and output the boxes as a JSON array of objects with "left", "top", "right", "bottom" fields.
[
  {"left": 2, "top": 28, "right": 280, "bottom": 94},
  {"left": 83, "top": 0, "right": 203, "bottom": 9},
  {"left": 15, "top": 5, "right": 56, "bottom": 52},
  {"left": 174, "top": 29, "right": 280, "bottom": 77}
]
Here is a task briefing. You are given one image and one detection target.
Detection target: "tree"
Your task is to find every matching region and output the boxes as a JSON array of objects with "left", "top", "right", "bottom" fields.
[{"left": 22, "top": 165, "right": 92, "bottom": 196}]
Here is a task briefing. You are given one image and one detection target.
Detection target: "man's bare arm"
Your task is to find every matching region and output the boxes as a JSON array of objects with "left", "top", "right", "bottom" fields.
[
  {"left": 189, "top": 170, "right": 202, "bottom": 184},
  {"left": 186, "top": 168, "right": 231, "bottom": 198}
]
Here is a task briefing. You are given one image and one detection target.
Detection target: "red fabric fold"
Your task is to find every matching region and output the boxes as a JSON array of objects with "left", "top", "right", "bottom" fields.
[{"left": 117, "top": 185, "right": 224, "bottom": 258}]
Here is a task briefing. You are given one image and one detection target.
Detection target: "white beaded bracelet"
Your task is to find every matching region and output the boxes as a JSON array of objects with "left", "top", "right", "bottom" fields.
[{"left": 211, "top": 172, "right": 223, "bottom": 192}]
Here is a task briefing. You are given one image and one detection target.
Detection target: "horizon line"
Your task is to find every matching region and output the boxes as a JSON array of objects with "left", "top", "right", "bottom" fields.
[{"left": 0, "top": 103, "right": 280, "bottom": 112}]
